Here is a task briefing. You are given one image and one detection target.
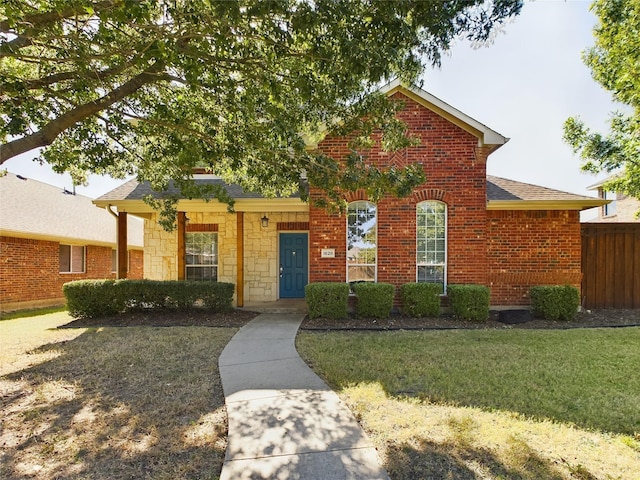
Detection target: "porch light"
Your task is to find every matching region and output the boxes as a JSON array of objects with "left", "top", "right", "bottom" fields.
[{"left": 261, "top": 215, "right": 269, "bottom": 228}]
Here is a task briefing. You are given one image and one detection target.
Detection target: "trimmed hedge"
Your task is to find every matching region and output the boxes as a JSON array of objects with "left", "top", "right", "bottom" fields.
[
  {"left": 63, "top": 279, "right": 235, "bottom": 319},
  {"left": 400, "top": 282, "right": 441, "bottom": 317},
  {"left": 64, "top": 279, "right": 121, "bottom": 318},
  {"left": 353, "top": 282, "right": 395, "bottom": 319},
  {"left": 447, "top": 284, "right": 490, "bottom": 322},
  {"left": 305, "top": 283, "right": 349, "bottom": 320},
  {"left": 530, "top": 285, "right": 580, "bottom": 321}
]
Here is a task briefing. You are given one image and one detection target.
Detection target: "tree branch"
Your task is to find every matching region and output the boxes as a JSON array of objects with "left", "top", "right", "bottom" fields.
[
  {"left": 1, "top": 60, "right": 139, "bottom": 94},
  {"left": 0, "top": 35, "right": 33, "bottom": 56},
  {"left": 0, "top": 1, "right": 117, "bottom": 33},
  {"left": 0, "top": 61, "right": 165, "bottom": 164}
]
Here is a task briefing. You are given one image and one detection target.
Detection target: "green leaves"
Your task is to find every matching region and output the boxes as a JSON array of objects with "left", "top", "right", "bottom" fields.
[
  {"left": 564, "top": 0, "right": 640, "bottom": 207},
  {"left": 2, "top": 0, "right": 522, "bottom": 228}
]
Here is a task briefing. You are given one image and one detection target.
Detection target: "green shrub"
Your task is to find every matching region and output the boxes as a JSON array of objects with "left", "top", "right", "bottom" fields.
[
  {"left": 64, "top": 279, "right": 123, "bottom": 319},
  {"left": 353, "top": 282, "right": 395, "bottom": 319},
  {"left": 447, "top": 284, "right": 490, "bottom": 322},
  {"left": 198, "top": 282, "right": 234, "bottom": 311},
  {"left": 400, "top": 283, "right": 441, "bottom": 317},
  {"left": 63, "top": 279, "right": 234, "bottom": 319},
  {"left": 530, "top": 285, "right": 580, "bottom": 321},
  {"left": 305, "top": 283, "right": 349, "bottom": 319}
]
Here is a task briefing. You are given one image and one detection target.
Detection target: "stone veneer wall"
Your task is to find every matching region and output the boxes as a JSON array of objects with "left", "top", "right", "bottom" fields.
[
  {"left": 143, "top": 211, "right": 308, "bottom": 303},
  {"left": 243, "top": 212, "right": 309, "bottom": 302},
  {"left": 144, "top": 214, "right": 179, "bottom": 281}
]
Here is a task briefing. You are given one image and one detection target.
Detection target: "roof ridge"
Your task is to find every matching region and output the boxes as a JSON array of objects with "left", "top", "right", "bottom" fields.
[{"left": 2, "top": 171, "right": 94, "bottom": 200}]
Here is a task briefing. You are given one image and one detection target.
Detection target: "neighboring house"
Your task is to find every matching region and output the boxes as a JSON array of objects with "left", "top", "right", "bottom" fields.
[
  {"left": 0, "top": 173, "right": 144, "bottom": 312},
  {"left": 94, "top": 81, "right": 606, "bottom": 308},
  {"left": 586, "top": 175, "right": 640, "bottom": 222}
]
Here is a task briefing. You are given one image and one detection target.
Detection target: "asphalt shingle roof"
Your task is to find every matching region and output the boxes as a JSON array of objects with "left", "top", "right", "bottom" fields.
[
  {"left": 96, "top": 177, "right": 297, "bottom": 202},
  {"left": 98, "top": 175, "right": 596, "bottom": 205},
  {"left": 0, "top": 172, "right": 143, "bottom": 246},
  {"left": 486, "top": 175, "right": 598, "bottom": 202}
]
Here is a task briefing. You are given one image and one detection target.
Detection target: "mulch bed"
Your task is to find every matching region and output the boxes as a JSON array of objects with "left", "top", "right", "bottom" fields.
[
  {"left": 60, "top": 308, "right": 640, "bottom": 330},
  {"left": 302, "top": 308, "right": 640, "bottom": 330},
  {"left": 61, "top": 309, "right": 259, "bottom": 328}
]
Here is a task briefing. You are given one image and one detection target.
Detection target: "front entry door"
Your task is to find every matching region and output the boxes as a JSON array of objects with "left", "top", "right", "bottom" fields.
[{"left": 279, "top": 233, "right": 308, "bottom": 298}]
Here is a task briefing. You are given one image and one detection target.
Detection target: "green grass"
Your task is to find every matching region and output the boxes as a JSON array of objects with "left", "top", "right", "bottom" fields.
[
  {"left": 299, "top": 328, "right": 640, "bottom": 434},
  {"left": 0, "top": 306, "right": 66, "bottom": 321},
  {"left": 298, "top": 328, "right": 640, "bottom": 480},
  {"left": 1, "top": 312, "right": 237, "bottom": 480}
]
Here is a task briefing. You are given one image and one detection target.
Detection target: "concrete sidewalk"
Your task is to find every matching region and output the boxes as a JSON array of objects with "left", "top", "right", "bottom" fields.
[{"left": 218, "top": 313, "right": 390, "bottom": 480}]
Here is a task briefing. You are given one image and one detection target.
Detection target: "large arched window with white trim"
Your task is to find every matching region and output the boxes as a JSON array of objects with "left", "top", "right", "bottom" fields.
[
  {"left": 347, "top": 201, "right": 377, "bottom": 286},
  {"left": 417, "top": 201, "right": 447, "bottom": 293}
]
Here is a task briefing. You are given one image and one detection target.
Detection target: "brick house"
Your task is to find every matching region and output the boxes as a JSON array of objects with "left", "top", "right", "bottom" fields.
[
  {"left": 94, "top": 81, "right": 605, "bottom": 308},
  {"left": 0, "top": 173, "right": 144, "bottom": 312},
  {"left": 586, "top": 174, "right": 639, "bottom": 222}
]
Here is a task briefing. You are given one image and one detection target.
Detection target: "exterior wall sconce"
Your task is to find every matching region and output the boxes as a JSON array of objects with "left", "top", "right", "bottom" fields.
[{"left": 261, "top": 215, "right": 269, "bottom": 228}]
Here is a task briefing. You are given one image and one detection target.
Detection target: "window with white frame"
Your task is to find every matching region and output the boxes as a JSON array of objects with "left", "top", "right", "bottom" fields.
[
  {"left": 59, "top": 245, "right": 85, "bottom": 273},
  {"left": 347, "top": 201, "right": 377, "bottom": 286},
  {"left": 600, "top": 189, "right": 617, "bottom": 217},
  {"left": 416, "top": 201, "right": 446, "bottom": 293},
  {"left": 186, "top": 232, "right": 218, "bottom": 281}
]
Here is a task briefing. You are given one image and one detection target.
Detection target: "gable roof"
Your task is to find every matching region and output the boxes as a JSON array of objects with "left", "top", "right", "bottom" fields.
[
  {"left": 487, "top": 176, "right": 607, "bottom": 211},
  {"left": 381, "top": 79, "right": 509, "bottom": 153},
  {"left": 0, "top": 172, "right": 143, "bottom": 247}
]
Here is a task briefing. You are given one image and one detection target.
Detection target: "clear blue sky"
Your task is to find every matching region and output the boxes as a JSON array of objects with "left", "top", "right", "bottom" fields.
[{"left": 3, "top": 0, "right": 617, "bottom": 209}]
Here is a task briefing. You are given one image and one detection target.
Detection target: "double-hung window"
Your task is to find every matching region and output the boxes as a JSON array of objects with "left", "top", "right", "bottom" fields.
[
  {"left": 59, "top": 245, "right": 85, "bottom": 273},
  {"left": 600, "top": 189, "right": 617, "bottom": 217},
  {"left": 347, "top": 201, "right": 377, "bottom": 286},
  {"left": 416, "top": 201, "right": 447, "bottom": 293},
  {"left": 186, "top": 232, "right": 218, "bottom": 281}
]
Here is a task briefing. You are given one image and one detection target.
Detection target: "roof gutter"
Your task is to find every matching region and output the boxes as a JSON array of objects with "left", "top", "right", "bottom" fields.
[{"left": 487, "top": 199, "right": 609, "bottom": 211}]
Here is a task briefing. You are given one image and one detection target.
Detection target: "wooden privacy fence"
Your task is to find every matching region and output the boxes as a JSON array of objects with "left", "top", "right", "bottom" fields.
[{"left": 581, "top": 223, "right": 640, "bottom": 309}]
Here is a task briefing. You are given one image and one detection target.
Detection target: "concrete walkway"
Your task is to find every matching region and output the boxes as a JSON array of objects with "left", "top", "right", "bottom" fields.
[{"left": 218, "top": 313, "right": 390, "bottom": 480}]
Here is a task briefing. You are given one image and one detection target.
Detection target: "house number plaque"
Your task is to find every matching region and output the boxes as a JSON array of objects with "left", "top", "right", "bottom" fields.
[{"left": 321, "top": 248, "right": 335, "bottom": 258}]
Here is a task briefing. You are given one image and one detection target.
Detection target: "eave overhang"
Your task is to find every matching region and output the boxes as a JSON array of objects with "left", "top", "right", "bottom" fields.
[
  {"left": 0, "top": 228, "right": 144, "bottom": 249},
  {"left": 93, "top": 197, "right": 309, "bottom": 215},
  {"left": 487, "top": 199, "right": 609, "bottom": 211}
]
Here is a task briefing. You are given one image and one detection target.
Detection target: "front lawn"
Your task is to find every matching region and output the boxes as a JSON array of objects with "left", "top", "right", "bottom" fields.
[
  {"left": 297, "top": 327, "right": 640, "bottom": 480},
  {"left": 0, "top": 312, "right": 238, "bottom": 480}
]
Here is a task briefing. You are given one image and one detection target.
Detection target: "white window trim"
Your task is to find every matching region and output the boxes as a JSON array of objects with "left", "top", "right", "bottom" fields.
[
  {"left": 185, "top": 232, "right": 219, "bottom": 281},
  {"left": 346, "top": 200, "right": 377, "bottom": 286},
  {"left": 416, "top": 201, "right": 447, "bottom": 294}
]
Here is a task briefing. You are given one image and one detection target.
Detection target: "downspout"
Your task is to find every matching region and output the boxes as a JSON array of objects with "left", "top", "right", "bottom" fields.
[{"left": 107, "top": 204, "right": 118, "bottom": 219}]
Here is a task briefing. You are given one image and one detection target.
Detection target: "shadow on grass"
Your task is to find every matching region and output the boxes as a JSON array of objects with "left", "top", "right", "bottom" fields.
[
  {"left": 0, "top": 326, "right": 237, "bottom": 480},
  {"left": 384, "top": 437, "right": 598, "bottom": 480},
  {"left": 297, "top": 329, "right": 640, "bottom": 436}
]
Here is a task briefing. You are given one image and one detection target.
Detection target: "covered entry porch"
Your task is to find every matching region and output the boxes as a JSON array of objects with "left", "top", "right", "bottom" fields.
[{"left": 94, "top": 176, "right": 311, "bottom": 307}]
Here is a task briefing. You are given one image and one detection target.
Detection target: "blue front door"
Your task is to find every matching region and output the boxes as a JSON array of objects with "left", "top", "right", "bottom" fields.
[{"left": 279, "top": 233, "right": 308, "bottom": 298}]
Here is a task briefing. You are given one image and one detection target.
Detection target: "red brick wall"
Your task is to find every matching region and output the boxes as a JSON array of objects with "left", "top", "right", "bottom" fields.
[
  {"left": 487, "top": 210, "right": 582, "bottom": 305},
  {"left": 309, "top": 92, "right": 488, "bottom": 292},
  {"left": 128, "top": 249, "right": 144, "bottom": 279},
  {"left": 0, "top": 236, "right": 143, "bottom": 311},
  {"left": 308, "top": 92, "right": 583, "bottom": 307},
  {"left": 0, "top": 236, "right": 60, "bottom": 307}
]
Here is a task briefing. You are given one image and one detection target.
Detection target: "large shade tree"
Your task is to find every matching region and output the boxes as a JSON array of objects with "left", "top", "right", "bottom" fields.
[
  {"left": 564, "top": 0, "right": 640, "bottom": 210},
  {"left": 1, "top": 0, "right": 522, "bottom": 227}
]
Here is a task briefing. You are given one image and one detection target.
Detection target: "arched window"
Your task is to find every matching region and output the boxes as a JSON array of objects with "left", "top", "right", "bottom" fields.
[
  {"left": 347, "top": 201, "right": 377, "bottom": 286},
  {"left": 416, "top": 201, "right": 447, "bottom": 293}
]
